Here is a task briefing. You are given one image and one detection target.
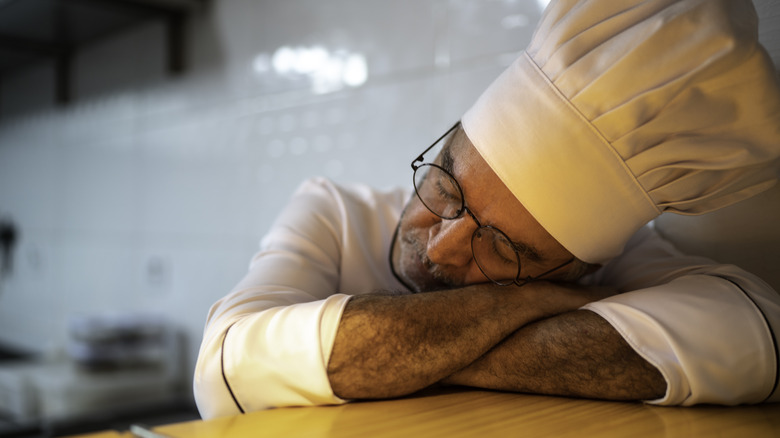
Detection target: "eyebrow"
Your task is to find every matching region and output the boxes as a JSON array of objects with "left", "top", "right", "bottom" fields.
[
  {"left": 441, "top": 141, "right": 546, "bottom": 264},
  {"left": 441, "top": 140, "right": 456, "bottom": 174}
]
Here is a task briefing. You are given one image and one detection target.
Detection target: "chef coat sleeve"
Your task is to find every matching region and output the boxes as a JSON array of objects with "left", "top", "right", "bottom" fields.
[
  {"left": 582, "top": 225, "right": 779, "bottom": 406},
  {"left": 193, "top": 178, "right": 354, "bottom": 419}
]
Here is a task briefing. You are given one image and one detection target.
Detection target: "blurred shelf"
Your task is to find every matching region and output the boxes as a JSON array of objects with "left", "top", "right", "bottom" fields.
[{"left": 0, "top": 0, "right": 204, "bottom": 105}]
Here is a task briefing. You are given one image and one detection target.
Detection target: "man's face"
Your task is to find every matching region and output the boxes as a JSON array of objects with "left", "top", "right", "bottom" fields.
[{"left": 391, "top": 126, "right": 576, "bottom": 293}]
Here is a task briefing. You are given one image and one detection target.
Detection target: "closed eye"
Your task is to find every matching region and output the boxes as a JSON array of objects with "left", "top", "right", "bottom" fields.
[
  {"left": 434, "top": 172, "right": 461, "bottom": 202},
  {"left": 490, "top": 232, "right": 518, "bottom": 266}
]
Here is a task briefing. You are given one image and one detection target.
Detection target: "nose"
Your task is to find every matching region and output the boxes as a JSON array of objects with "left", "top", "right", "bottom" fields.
[{"left": 426, "top": 215, "right": 477, "bottom": 268}]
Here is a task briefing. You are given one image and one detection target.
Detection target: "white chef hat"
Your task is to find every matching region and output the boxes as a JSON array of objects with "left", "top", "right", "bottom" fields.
[{"left": 462, "top": 0, "right": 780, "bottom": 264}]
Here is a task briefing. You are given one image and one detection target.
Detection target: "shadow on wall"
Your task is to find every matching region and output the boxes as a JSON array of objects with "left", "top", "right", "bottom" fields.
[
  {"left": 655, "top": 183, "right": 780, "bottom": 293},
  {"left": 0, "top": 218, "right": 17, "bottom": 281}
]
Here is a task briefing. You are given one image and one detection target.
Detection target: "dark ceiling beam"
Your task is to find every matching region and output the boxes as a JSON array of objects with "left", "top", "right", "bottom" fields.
[
  {"left": 0, "top": 33, "right": 72, "bottom": 105},
  {"left": 63, "top": 0, "right": 198, "bottom": 17},
  {"left": 54, "top": 0, "right": 71, "bottom": 104},
  {"left": 63, "top": 0, "right": 190, "bottom": 74},
  {"left": 0, "top": 0, "right": 23, "bottom": 14},
  {"left": 166, "top": 11, "right": 184, "bottom": 74},
  {"left": 0, "top": 33, "right": 68, "bottom": 57},
  {"left": 0, "top": 0, "right": 199, "bottom": 109}
]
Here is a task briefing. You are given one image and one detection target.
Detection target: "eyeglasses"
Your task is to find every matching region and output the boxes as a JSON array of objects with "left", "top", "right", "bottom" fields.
[{"left": 411, "top": 121, "right": 574, "bottom": 287}]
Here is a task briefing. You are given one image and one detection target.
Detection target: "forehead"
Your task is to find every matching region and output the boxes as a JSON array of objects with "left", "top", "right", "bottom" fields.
[
  {"left": 443, "top": 127, "right": 504, "bottom": 195},
  {"left": 444, "top": 126, "right": 571, "bottom": 261}
]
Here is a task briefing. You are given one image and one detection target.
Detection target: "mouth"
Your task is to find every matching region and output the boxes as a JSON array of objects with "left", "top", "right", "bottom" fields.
[{"left": 399, "top": 230, "right": 458, "bottom": 291}]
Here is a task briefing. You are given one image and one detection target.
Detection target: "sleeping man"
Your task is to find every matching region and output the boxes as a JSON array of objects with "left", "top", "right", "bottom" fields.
[{"left": 194, "top": 0, "right": 780, "bottom": 418}]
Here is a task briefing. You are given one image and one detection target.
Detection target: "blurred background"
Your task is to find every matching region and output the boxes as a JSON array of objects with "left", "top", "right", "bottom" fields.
[{"left": 0, "top": 0, "right": 777, "bottom": 436}]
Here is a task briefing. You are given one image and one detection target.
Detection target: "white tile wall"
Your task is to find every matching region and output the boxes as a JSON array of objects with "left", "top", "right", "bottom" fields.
[{"left": 0, "top": 0, "right": 546, "bottom": 383}]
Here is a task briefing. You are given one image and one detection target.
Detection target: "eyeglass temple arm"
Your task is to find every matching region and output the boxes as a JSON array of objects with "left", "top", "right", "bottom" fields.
[
  {"left": 520, "top": 257, "right": 576, "bottom": 285},
  {"left": 413, "top": 121, "right": 462, "bottom": 169}
]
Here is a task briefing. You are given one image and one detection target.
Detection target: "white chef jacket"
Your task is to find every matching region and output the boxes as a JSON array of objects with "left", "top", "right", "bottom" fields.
[{"left": 193, "top": 178, "right": 779, "bottom": 419}]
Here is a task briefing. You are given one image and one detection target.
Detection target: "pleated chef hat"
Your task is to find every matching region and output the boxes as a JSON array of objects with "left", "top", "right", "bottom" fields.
[{"left": 462, "top": 0, "right": 780, "bottom": 264}]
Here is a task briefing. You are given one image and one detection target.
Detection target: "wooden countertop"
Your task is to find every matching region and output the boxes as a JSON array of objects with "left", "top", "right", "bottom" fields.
[{"left": 66, "top": 388, "right": 780, "bottom": 438}]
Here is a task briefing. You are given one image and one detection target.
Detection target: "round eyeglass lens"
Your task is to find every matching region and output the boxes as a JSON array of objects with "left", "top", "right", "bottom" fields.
[
  {"left": 413, "top": 165, "right": 463, "bottom": 220},
  {"left": 472, "top": 226, "right": 520, "bottom": 285}
]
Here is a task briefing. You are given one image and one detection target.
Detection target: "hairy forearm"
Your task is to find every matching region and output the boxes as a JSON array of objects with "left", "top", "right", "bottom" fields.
[
  {"left": 442, "top": 310, "right": 667, "bottom": 400},
  {"left": 327, "top": 282, "right": 613, "bottom": 400}
]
